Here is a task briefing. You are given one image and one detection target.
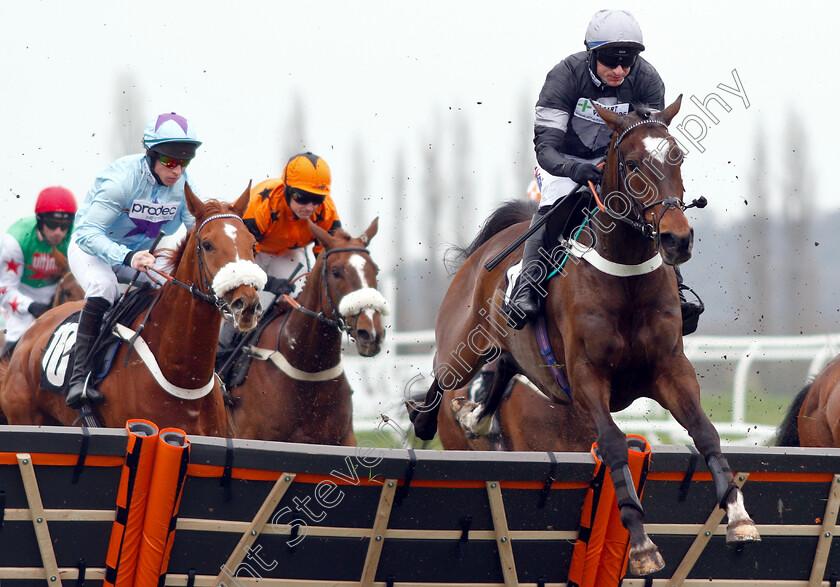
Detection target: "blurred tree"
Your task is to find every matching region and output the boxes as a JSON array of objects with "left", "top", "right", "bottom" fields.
[
  {"left": 781, "top": 109, "right": 817, "bottom": 334},
  {"left": 742, "top": 126, "right": 772, "bottom": 333},
  {"left": 113, "top": 72, "right": 144, "bottom": 158}
]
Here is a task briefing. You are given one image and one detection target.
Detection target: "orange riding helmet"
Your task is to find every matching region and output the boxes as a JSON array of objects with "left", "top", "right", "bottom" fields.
[{"left": 282, "top": 152, "right": 331, "bottom": 204}]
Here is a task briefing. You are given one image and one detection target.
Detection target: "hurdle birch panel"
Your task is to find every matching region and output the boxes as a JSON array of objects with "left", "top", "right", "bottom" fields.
[{"left": 2, "top": 426, "right": 840, "bottom": 585}]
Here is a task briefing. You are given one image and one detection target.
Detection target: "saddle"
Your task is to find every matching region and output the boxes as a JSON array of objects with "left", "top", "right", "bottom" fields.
[{"left": 40, "top": 286, "right": 157, "bottom": 396}]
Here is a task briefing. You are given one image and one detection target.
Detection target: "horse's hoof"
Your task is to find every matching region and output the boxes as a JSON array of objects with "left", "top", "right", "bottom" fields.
[
  {"left": 628, "top": 545, "right": 665, "bottom": 576},
  {"left": 406, "top": 401, "right": 420, "bottom": 423},
  {"left": 726, "top": 518, "right": 761, "bottom": 543}
]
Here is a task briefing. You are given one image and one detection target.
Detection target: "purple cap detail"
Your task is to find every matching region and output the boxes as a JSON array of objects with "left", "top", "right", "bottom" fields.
[{"left": 155, "top": 112, "right": 188, "bottom": 133}]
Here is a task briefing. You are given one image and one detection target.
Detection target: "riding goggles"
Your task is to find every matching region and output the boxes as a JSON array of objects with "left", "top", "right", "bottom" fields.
[
  {"left": 42, "top": 218, "right": 72, "bottom": 231},
  {"left": 597, "top": 49, "right": 638, "bottom": 69},
  {"left": 288, "top": 188, "right": 326, "bottom": 206},
  {"left": 158, "top": 154, "right": 191, "bottom": 169}
]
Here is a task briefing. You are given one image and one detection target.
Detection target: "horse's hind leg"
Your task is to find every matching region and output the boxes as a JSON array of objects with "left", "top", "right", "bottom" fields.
[{"left": 453, "top": 352, "right": 518, "bottom": 437}]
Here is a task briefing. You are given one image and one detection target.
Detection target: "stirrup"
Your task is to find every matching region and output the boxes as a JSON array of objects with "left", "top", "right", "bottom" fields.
[{"left": 678, "top": 283, "right": 705, "bottom": 336}]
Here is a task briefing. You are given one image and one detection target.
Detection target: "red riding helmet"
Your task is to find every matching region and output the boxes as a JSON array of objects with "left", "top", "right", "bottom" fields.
[{"left": 35, "top": 186, "right": 77, "bottom": 216}]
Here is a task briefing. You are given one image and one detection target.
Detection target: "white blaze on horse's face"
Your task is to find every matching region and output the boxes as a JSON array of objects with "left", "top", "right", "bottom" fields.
[
  {"left": 642, "top": 136, "right": 669, "bottom": 165},
  {"left": 337, "top": 254, "right": 388, "bottom": 319},
  {"left": 223, "top": 224, "right": 241, "bottom": 261}
]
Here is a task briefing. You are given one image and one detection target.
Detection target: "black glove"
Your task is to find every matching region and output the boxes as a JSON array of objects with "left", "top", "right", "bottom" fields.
[
  {"left": 29, "top": 302, "right": 50, "bottom": 318},
  {"left": 265, "top": 276, "right": 293, "bottom": 296},
  {"left": 565, "top": 162, "right": 603, "bottom": 185}
]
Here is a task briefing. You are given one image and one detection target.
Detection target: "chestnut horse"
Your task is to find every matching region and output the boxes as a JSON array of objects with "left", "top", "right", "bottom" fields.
[
  {"left": 231, "top": 218, "right": 387, "bottom": 445},
  {"left": 408, "top": 96, "right": 759, "bottom": 575},
  {"left": 0, "top": 185, "right": 264, "bottom": 436},
  {"left": 777, "top": 354, "right": 840, "bottom": 447}
]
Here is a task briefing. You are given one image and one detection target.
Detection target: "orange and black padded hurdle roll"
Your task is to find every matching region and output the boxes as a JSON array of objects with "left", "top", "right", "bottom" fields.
[
  {"left": 568, "top": 435, "right": 652, "bottom": 587},
  {"left": 104, "top": 419, "right": 160, "bottom": 587},
  {"left": 134, "top": 427, "right": 191, "bottom": 587}
]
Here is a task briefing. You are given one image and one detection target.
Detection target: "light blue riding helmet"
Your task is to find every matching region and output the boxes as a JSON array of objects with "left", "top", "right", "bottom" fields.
[{"left": 142, "top": 112, "right": 202, "bottom": 159}]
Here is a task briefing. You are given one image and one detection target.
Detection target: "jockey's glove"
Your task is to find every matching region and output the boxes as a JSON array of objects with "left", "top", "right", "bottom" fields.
[
  {"left": 564, "top": 162, "right": 603, "bottom": 185},
  {"left": 265, "top": 276, "right": 293, "bottom": 296},
  {"left": 29, "top": 302, "right": 50, "bottom": 318}
]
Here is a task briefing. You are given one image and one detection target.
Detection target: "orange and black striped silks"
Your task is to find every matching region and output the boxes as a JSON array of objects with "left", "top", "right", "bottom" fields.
[
  {"left": 134, "top": 428, "right": 191, "bottom": 587},
  {"left": 567, "top": 435, "right": 652, "bottom": 587},
  {"left": 104, "top": 419, "right": 160, "bottom": 587}
]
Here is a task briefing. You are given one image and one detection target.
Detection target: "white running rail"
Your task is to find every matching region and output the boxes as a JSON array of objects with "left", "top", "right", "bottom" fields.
[{"left": 343, "top": 330, "right": 840, "bottom": 446}]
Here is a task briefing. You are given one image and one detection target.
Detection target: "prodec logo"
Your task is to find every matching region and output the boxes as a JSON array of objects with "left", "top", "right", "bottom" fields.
[{"left": 130, "top": 202, "right": 179, "bottom": 217}]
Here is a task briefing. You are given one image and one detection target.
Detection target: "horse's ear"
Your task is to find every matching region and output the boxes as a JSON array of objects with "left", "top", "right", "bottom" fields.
[
  {"left": 593, "top": 103, "right": 623, "bottom": 132},
  {"left": 660, "top": 94, "right": 683, "bottom": 126},
  {"left": 185, "top": 182, "right": 205, "bottom": 219},
  {"left": 360, "top": 217, "right": 379, "bottom": 245},
  {"left": 308, "top": 220, "right": 338, "bottom": 251},
  {"left": 233, "top": 181, "right": 253, "bottom": 217}
]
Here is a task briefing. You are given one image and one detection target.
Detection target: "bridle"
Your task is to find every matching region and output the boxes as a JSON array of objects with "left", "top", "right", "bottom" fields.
[
  {"left": 144, "top": 213, "right": 246, "bottom": 314},
  {"left": 600, "top": 118, "right": 703, "bottom": 242},
  {"left": 286, "top": 246, "right": 372, "bottom": 334}
]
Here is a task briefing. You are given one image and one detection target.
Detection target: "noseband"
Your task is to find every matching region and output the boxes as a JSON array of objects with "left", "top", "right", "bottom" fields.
[
  {"left": 290, "top": 246, "right": 373, "bottom": 334},
  {"left": 604, "top": 119, "right": 692, "bottom": 242}
]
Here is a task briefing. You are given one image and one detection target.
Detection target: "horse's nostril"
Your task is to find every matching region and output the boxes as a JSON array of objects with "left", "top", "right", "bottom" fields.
[
  {"left": 231, "top": 298, "right": 244, "bottom": 312},
  {"left": 357, "top": 329, "right": 372, "bottom": 343}
]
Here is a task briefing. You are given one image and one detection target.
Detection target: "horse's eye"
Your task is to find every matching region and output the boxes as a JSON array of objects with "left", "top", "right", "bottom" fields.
[
  {"left": 626, "top": 161, "right": 640, "bottom": 172},
  {"left": 202, "top": 240, "right": 214, "bottom": 252},
  {"left": 331, "top": 267, "right": 343, "bottom": 279}
]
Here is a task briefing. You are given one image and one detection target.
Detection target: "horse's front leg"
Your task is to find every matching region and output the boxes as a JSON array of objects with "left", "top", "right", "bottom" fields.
[
  {"left": 573, "top": 368, "right": 665, "bottom": 576},
  {"left": 654, "top": 360, "right": 761, "bottom": 544}
]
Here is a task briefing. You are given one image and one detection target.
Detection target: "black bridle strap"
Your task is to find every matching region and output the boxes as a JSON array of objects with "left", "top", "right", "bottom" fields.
[{"left": 284, "top": 246, "right": 372, "bottom": 333}]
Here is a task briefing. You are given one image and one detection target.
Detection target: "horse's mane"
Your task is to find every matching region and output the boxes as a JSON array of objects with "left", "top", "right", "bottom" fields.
[
  {"left": 159, "top": 199, "right": 235, "bottom": 272},
  {"left": 444, "top": 199, "right": 538, "bottom": 276}
]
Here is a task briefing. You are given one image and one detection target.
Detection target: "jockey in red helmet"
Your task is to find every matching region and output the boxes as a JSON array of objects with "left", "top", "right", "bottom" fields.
[{"left": 0, "top": 186, "right": 77, "bottom": 358}]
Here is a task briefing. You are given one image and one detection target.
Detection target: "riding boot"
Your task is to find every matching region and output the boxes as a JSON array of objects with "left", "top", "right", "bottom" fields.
[
  {"left": 468, "top": 366, "right": 496, "bottom": 405},
  {"left": 674, "top": 266, "right": 704, "bottom": 336},
  {"left": 66, "top": 297, "right": 110, "bottom": 409},
  {"left": 505, "top": 213, "right": 550, "bottom": 330}
]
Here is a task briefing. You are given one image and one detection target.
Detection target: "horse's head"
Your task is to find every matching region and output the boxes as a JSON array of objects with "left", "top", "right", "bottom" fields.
[
  {"left": 308, "top": 218, "right": 387, "bottom": 357},
  {"left": 595, "top": 95, "right": 703, "bottom": 266},
  {"left": 183, "top": 183, "right": 266, "bottom": 331}
]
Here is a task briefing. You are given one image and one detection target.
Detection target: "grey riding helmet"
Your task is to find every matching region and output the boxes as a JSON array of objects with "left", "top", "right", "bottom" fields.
[{"left": 584, "top": 9, "right": 645, "bottom": 52}]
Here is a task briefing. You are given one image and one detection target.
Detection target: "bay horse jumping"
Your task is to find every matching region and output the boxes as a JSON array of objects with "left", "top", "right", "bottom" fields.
[
  {"left": 0, "top": 184, "right": 264, "bottom": 436},
  {"left": 408, "top": 96, "right": 759, "bottom": 575},
  {"left": 777, "top": 354, "right": 840, "bottom": 447},
  {"left": 231, "top": 218, "right": 387, "bottom": 445}
]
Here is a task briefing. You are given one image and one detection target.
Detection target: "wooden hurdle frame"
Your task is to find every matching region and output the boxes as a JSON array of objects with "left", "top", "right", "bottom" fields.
[{"left": 2, "top": 427, "right": 840, "bottom": 586}]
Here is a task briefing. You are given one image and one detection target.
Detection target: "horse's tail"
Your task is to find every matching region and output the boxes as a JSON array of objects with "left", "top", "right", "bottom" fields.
[
  {"left": 444, "top": 199, "right": 538, "bottom": 275},
  {"left": 775, "top": 382, "right": 811, "bottom": 447}
]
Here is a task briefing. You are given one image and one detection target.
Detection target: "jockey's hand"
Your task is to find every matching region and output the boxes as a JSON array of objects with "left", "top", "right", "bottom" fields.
[
  {"left": 29, "top": 302, "right": 49, "bottom": 318},
  {"left": 265, "top": 276, "right": 293, "bottom": 296},
  {"left": 565, "top": 162, "right": 603, "bottom": 185},
  {"left": 130, "top": 250, "right": 156, "bottom": 271}
]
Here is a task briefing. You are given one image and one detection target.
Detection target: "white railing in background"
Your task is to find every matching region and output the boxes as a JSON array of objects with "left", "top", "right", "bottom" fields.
[{"left": 343, "top": 327, "right": 840, "bottom": 447}]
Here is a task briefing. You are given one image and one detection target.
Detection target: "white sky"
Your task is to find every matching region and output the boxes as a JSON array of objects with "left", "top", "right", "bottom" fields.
[{"left": 1, "top": 0, "right": 835, "bottom": 252}]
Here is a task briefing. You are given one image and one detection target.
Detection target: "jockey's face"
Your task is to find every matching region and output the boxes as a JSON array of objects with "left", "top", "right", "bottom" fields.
[
  {"left": 153, "top": 157, "right": 185, "bottom": 187},
  {"left": 289, "top": 199, "right": 318, "bottom": 220},
  {"left": 596, "top": 60, "right": 631, "bottom": 87},
  {"left": 41, "top": 223, "right": 70, "bottom": 246}
]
